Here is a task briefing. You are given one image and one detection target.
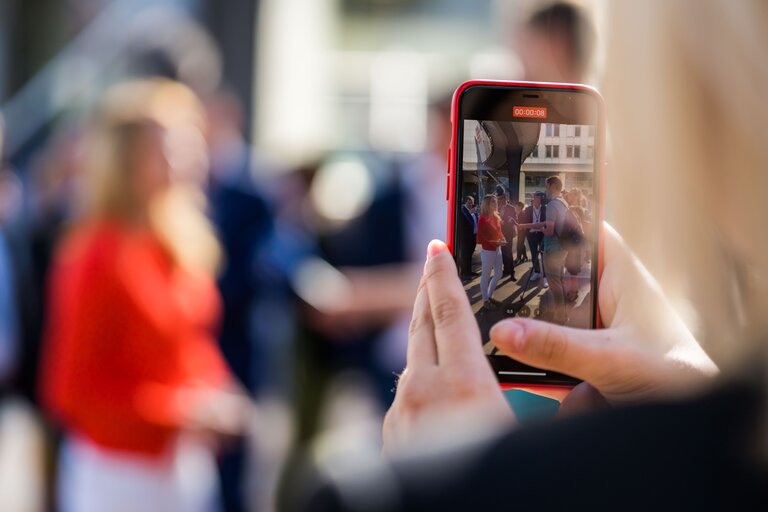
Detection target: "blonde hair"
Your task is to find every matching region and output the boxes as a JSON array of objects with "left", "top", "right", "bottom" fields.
[
  {"left": 82, "top": 79, "right": 221, "bottom": 273},
  {"left": 480, "top": 194, "right": 500, "bottom": 220},
  {"left": 603, "top": 1, "right": 768, "bottom": 370}
]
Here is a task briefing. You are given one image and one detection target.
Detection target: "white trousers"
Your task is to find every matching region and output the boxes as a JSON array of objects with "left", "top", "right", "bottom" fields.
[
  {"left": 58, "top": 435, "right": 220, "bottom": 512},
  {"left": 480, "top": 247, "right": 503, "bottom": 302}
]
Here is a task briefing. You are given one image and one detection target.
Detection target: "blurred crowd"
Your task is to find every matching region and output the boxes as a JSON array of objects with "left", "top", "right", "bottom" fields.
[
  {"left": 1, "top": 71, "right": 430, "bottom": 511},
  {"left": 461, "top": 183, "right": 594, "bottom": 317}
]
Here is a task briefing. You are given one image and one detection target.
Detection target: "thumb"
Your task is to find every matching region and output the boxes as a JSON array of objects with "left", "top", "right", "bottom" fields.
[{"left": 490, "top": 319, "right": 622, "bottom": 384}]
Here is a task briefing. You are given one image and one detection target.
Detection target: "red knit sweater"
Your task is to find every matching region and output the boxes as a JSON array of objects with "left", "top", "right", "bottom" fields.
[
  {"left": 40, "top": 221, "right": 230, "bottom": 457},
  {"left": 477, "top": 214, "right": 504, "bottom": 251}
]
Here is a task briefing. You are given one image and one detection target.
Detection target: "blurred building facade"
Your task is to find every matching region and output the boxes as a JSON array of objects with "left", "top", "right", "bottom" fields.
[
  {"left": 0, "top": 0, "right": 256, "bottom": 166},
  {"left": 255, "top": 0, "right": 511, "bottom": 166}
]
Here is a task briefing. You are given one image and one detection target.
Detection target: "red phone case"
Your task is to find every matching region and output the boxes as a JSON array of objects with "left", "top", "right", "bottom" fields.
[{"left": 446, "top": 80, "right": 606, "bottom": 393}]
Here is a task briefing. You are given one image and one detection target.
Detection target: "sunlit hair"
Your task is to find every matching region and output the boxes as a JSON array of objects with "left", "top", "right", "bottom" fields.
[
  {"left": 480, "top": 194, "right": 500, "bottom": 220},
  {"left": 82, "top": 79, "right": 221, "bottom": 273},
  {"left": 545, "top": 175, "right": 563, "bottom": 192},
  {"left": 603, "top": 1, "right": 768, "bottom": 369}
]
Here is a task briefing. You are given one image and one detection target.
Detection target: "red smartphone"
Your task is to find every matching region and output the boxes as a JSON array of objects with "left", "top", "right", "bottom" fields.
[{"left": 446, "top": 80, "right": 605, "bottom": 387}]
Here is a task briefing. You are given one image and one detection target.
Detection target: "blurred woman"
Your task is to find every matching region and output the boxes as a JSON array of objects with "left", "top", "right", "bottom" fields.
[
  {"left": 477, "top": 194, "right": 505, "bottom": 308},
  {"left": 564, "top": 205, "right": 586, "bottom": 302},
  {"left": 39, "top": 79, "right": 246, "bottom": 512}
]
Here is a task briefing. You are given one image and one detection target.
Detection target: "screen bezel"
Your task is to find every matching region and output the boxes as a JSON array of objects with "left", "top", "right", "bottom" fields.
[{"left": 449, "top": 81, "right": 605, "bottom": 386}]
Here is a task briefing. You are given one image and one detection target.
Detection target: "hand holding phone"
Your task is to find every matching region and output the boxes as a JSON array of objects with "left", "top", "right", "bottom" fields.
[
  {"left": 447, "top": 80, "right": 605, "bottom": 386},
  {"left": 487, "top": 224, "right": 718, "bottom": 409},
  {"left": 384, "top": 227, "right": 718, "bottom": 452},
  {"left": 383, "top": 240, "right": 514, "bottom": 454}
]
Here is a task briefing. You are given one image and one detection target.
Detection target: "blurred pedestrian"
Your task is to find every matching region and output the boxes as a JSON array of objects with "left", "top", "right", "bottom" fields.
[
  {"left": 564, "top": 204, "right": 586, "bottom": 301},
  {"left": 513, "top": 200, "right": 528, "bottom": 264},
  {"left": 0, "top": 117, "right": 22, "bottom": 389},
  {"left": 496, "top": 188, "right": 517, "bottom": 281},
  {"left": 206, "top": 88, "right": 296, "bottom": 512},
  {"left": 517, "top": 1, "right": 596, "bottom": 84},
  {"left": 541, "top": 176, "right": 569, "bottom": 324},
  {"left": 39, "top": 79, "right": 249, "bottom": 512},
  {"left": 519, "top": 191, "right": 546, "bottom": 281}
]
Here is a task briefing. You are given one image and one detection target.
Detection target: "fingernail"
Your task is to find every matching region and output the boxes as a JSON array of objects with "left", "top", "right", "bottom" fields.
[
  {"left": 490, "top": 320, "right": 525, "bottom": 351},
  {"left": 427, "top": 239, "right": 446, "bottom": 259}
]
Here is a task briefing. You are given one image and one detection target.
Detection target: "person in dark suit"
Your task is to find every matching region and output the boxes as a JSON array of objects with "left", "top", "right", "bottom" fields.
[
  {"left": 458, "top": 195, "right": 478, "bottom": 277},
  {"left": 0, "top": 182, "right": 38, "bottom": 399},
  {"left": 513, "top": 201, "right": 529, "bottom": 264},
  {"left": 519, "top": 192, "right": 546, "bottom": 281},
  {"left": 206, "top": 90, "right": 285, "bottom": 512},
  {"left": 496, "top": 188, "right": 517, "bottom": 281}
]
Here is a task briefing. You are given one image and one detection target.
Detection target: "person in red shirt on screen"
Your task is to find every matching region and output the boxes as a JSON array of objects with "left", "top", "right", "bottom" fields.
[
  {"left": 476, "top": 194, "right": 506, "bottom": 309},
  {"left": 39, "top": 79, "right": 248, "bottom": 512}
]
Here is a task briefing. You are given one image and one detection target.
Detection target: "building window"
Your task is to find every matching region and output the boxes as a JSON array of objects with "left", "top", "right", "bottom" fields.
[
  {"left": 546, "top": 124, "right": 553, "bottom": 136},
  {"left": 574, "top": 145, "right": 581, "bottom": 158},
  {"left": 587, "top": 145, "right": 594, "bottom": 158},
  {"left": 554, "top": 124, "right": 561, "bottom": 136},
  {"left": 575, "top": 126, "right": 581, "bottom": 137},
  {"left": 553, "top": 145, "right": 560, "bottom": 158},
  {"left": 525, "top": 175, "right": 548, "bottom": 188},
  {"left": 531, "top": 145, "right": 539, "bottom": 158},
  {"left": 566, "top": 145, "right": 574, "bottom": 158},
  {"left": 545, "top": 145, "right": 553, "bottom": 158}
]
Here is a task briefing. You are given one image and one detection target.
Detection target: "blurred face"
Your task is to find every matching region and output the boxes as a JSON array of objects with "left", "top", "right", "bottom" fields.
[
  {"left": 545, "top": 182, "right": 556, "bottom": 198},
  {"left": 133, "top": 124, "right": 171, "bottom": 203},
  {"left": 517, "top": 27, "right": 573, "bottom": 83},
  {"left": 533, "top": 195, "right": 542, "bottom": 207},
  {"left": 164, "top": 124, "right": 210, "bottom": 187},
  {"left": 466, "top": 197, "right": 475, "bottom": 209},
  {"left": 427, "top": 107, "right": 452, "bottom": 155}
]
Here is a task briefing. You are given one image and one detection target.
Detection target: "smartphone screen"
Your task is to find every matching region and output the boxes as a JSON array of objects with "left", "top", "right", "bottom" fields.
[{"left": 450, "top": 83, "right": 603, "bottom": 385}]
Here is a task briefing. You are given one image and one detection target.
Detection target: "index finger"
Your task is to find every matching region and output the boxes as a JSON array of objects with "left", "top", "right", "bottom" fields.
[
  {"left": 406, "top": 275, "right": 438, "bottom": 368},
  {"left": 423, "top": 240, "right": 485, "bottom": 368}
]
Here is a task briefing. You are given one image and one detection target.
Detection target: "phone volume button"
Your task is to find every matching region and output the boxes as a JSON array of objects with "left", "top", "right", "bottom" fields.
[{"left": 446, "top": 148, "right": 451, "bottom": 200}]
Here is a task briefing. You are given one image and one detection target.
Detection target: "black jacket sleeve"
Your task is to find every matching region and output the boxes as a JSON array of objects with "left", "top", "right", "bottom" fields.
[{"left": 292, "top": 378, "right": 767, "bottom": 512}]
